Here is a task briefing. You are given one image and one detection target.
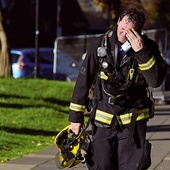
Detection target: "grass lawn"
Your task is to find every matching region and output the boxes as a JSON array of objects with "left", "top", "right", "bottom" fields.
[{"left": 0, "top": 77, "right": 76, "bottom": 163}]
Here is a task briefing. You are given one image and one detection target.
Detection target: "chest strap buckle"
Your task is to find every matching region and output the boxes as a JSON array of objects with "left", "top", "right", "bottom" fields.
[{"left": 108, "top": 96, "right": 116, "bottom": 105}]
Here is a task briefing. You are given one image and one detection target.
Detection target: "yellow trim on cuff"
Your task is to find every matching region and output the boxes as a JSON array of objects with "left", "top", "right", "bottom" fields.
[
  {"left": 69, "top": 102, "right": 86, "bottom": 112},
  {"left": 138, "top": 56, "right": 156, "bottom": 71}
]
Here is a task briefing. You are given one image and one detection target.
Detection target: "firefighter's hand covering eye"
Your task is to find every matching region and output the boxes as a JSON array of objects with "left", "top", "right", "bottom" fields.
[{"left": 54, "top": 125, "right": 91, "bottom": 169}]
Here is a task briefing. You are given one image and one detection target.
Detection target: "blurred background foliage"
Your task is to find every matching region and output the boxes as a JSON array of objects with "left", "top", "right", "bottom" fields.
[{"left": 93, "top": 0, "right": 166, "bottom": 26}]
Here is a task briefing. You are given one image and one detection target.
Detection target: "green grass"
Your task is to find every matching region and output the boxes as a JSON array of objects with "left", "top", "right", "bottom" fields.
[{"left": 0, "top": 77, "right": 76, "bottom": 163}]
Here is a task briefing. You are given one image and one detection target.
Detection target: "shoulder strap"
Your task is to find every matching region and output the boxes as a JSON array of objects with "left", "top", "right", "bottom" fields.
[{"left": 99, "top": 30, "right": 125, "bottom": 82}]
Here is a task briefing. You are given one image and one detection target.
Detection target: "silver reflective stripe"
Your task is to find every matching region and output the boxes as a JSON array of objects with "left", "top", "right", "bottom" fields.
[
  {"left": 69, "top": 102, "right": 86, "bottom": 112},
  {"left": 94, "top": 108, "right": 150, "bottom": 126},
  {"left": 119, "top": 108, "right": 150, "bottom": 125},
  {"left": 95, "top": 109, "right": 114, "bottom": 125}
]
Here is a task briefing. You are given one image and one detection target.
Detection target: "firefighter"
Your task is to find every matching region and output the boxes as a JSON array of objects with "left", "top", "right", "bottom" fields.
[{"left": 69, "top": 8, "right": 167, "bottom": 170}]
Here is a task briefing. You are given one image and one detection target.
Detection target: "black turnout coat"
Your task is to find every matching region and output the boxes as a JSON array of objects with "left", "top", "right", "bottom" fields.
[{"left": 69, "top": 26, "right": 167, "bottom": 127}]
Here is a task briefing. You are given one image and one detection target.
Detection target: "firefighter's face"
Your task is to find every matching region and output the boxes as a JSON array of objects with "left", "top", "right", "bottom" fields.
[{"left": 117, "top": 15, "right": 136, "bottom": 43}]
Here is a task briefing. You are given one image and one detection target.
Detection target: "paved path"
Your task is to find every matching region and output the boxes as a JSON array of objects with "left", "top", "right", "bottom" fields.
[{"left": 0, "top": 104, "right": 170, "bottom": 170}]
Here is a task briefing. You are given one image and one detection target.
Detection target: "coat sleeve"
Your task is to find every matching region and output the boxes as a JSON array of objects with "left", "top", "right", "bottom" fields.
[
  {"left": 134, "top": 37, "right": 167, "bottom": 88},
  {"left": 69, "top": 37, "right": 101, "bottom": 123}
]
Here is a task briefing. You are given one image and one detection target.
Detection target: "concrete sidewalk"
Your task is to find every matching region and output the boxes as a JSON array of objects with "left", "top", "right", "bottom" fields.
[{"left": 0, "top": 104, "right": 170, "bottom": 170}]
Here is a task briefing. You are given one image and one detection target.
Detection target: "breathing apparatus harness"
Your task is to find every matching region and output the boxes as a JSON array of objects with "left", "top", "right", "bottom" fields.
[
  {"left": 97, "top": 30, "right": 138, "bottom": 107},
  {"left": 92, "top": 30, "right": 154, "bottom": 143}
]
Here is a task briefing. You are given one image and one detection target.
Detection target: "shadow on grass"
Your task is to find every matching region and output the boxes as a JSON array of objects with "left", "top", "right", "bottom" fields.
[
  {"left": 0, "top": 101, "right": 69, "bottom": 113},
  {"left": 0, "top": 93, "right": 70, "bottom": 109},
  {"left": 0, "top": 93, "right": 70, "bottom": 104},
  {"left": 1, "top": 126, "right": 58, "bottom": 136},
  {"left": 0, "top": 93, "right": 30, "bottom": 99},
  {"left": 43, "top": 98, "right": 70, "bottom": 106}
]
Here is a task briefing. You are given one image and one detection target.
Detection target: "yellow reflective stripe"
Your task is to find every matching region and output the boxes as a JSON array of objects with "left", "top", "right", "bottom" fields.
[
  {"left": 94, "top": 108, "right": 150, "bottom": 125},
  {"left": 128, "top": 68, "right": 135, "bottom": 80},
  {"left": 69, "top": 102, "right": 86, "bottom": 112},
  {"left": 95, "top": 109, "right": 114, "bottom": 125},
  {"left": 100, "top": 71, "right": 108, "bottom": 80},
  {"left": 119, "top": 108, "right": 150, "bottom": 125},
  {"left": 118, "top": 113, "right": 132, "bottom": 125},
  {"left": 138, "top": 56, "right": 156, "bottom": 71},
  {"left": 137, "top": 112, "right": 150, "bottom": 121}
]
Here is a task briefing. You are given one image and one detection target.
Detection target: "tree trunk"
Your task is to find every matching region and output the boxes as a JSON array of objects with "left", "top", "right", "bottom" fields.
[{"left": 0, "top": 10, "right": 11, "bottom": 77}]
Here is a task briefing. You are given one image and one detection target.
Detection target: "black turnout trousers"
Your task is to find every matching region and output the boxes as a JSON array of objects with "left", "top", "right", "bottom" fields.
[{"left": 87, "top": 122, "right": 151, "bottom": 170}]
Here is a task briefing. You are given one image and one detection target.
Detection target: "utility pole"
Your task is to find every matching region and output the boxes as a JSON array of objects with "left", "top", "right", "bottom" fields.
[
  {"left": 34, "top": 0, "right": 39, "bottom": 78},
  {"left": 53, "top": 0, "right": 60, "bottom": 79},
  {"left": 56, "top": 0, "right": 60, "bottom": 37}
]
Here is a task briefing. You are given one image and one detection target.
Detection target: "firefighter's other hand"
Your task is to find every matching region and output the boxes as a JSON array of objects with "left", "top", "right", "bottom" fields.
[{"left": 71, "top": 122, "right": 82, "bottom": 135}]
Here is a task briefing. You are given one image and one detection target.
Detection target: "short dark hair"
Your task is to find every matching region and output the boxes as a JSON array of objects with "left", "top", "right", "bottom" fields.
[{"left": 119, "top": 8, "right": 146, "bottom": 30}]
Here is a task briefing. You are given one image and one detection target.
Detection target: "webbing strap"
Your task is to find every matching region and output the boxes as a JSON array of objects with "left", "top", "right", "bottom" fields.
[
  {"left": 85, "top": 99, "right": 98, "bottom": 130},
  {"left": 127, "top": 108, "right": 138, "bottom": 144}
]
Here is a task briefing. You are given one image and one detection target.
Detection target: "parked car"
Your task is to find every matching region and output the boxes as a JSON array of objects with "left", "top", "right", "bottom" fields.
[{"left": 11, "top": 47, "right": 80, "bottom": 81}]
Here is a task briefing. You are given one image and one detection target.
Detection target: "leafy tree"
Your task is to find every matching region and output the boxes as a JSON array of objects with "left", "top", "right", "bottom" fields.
[
  {"left": 141, "top": 0, "right": 160, "bottom": 26},
  {"left": 0, "top": 10, "right": 11, "bottom": 77},
  {"left": 93, "top": 0, "right": 161, "bottom": 29},
  {"left": 93, "top": 0, "right": 121, "bottom": 28}
]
